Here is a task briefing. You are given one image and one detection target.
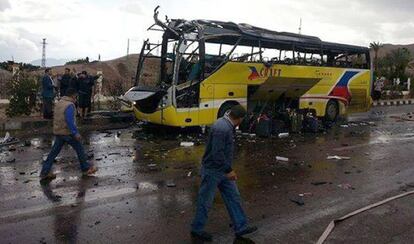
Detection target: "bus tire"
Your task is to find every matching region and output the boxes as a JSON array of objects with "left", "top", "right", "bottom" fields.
[
  {"left": 325, "top": 99, "right": 339, "bottom": 122},
  {"left": 217, "top": 101, "right": 239, "bottom": 119}
]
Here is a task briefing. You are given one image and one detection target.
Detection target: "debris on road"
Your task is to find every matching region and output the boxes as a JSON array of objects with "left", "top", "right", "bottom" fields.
[
  {"left": 2, "top": 132, "right": 10, "bottom": 143},
  {"left": 311, "top": 181, "right": 327, "bottom": 186},
  {"left": 278, "top": 132, "right": 289, "bottom": 138},
  {"left": 23, "top": 140, "right": 31, "bottom": 147},
  {"left": 87, "top": 152, "right": 94, "bottom": 159},
  {"left": 337, "top": 183, "right": 355, "bottom": 190},
  {"left": 166, "top": 182, "right": 176, "bottom": 187},
  {"left": 327, "top": 155, "right": 351, "bottom": 160},
  {"left": 316, "top": 190, "right": 414, "bottom": 244},
  {"left": 180, "top": 142, "right": 194, "bottom": 147},
  {"left": 0, "top": 132, "right": 20, "bottom": 147},
  {"left": 0, "top": 151, "right": 16, "bottom": 163},
  {"left": 290, "top": 194, "right": 305, "bottom": 206},
  {"left": 187, "top": 171, "right": 192, "bottom": 177},
  {"left": 276, "top": 156, "right": 289, "bottom": 162}
]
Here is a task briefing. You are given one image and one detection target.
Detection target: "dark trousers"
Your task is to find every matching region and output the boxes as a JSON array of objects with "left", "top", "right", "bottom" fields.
[
  {"left": 373, "top": 90, "right": 381, "bottom": 100},
  {"left": 191, "top": 168, "right": 248, "bottom": 234},
  {"left": 42, "top": 97, "right": 53, "bottom": 119},
  {"left": 79, "top": 94, "right": 92, "bottom": 117},
  {"left": 40, "top": 135, "right": 91, "bottom": 176}
]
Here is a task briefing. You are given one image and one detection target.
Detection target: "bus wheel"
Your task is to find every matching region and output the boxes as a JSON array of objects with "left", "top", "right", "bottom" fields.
[
  {"left": 325, "top": 99, "right": 339, "bottom": 122},
  {"left": 217, "top": 102, "right": 238, "bottom": 119}
]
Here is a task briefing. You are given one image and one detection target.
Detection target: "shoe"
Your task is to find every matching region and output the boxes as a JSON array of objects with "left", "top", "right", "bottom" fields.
[
  {"left": 82, "top": 166, "right": 98, "bottom": 176},
  {"left": 235, "top": 226, "right": 258, "bottom": 237},
  {"left": 191, "top": 231, "right": 213, "bottom": 242},
  {"left": 39, "top": 172, "right": 57, "bottom": 181}
]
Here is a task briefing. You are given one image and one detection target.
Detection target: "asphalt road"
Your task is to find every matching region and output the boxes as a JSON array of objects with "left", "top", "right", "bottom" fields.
[{"left": 2, "top": 105, "right": 414, "bottom": 244}]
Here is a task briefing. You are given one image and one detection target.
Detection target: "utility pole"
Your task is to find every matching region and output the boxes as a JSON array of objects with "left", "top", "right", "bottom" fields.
[
  {"left": 298, "top": 18, "right": 302, "bottom": 34},
  {"left": 127, "top": 38, "right": 130, "bottom": 58},
  {"left": 41, "top": 38, "right": 47, "bottom": 68}
]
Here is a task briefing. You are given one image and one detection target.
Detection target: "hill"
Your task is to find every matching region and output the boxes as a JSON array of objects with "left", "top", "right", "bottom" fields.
[
  {"left": 32, "top": 54, "right": 161, "bottom": 95},
  {"left": 371, "top": 43, "right": 414, "bottom": 59}
]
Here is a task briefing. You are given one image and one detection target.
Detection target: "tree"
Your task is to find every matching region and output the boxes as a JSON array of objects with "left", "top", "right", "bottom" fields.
[
  {"left": 389, "top": 48, "right": 412, "bottom": 80},
  {"left": 370, "top": 42, "right": 383, "bottom": 75},
  {"left": 65, "top": 57, "right": 90, "bottom": 65},
  {"left": 6, "top": 72, "right": 39, "bottom": 117},
  {"left": 377, "top": 48, "right": 412, "bottom": 81}
]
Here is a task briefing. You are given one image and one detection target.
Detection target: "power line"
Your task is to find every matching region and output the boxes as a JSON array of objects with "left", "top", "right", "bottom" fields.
[
  {"left": 127, "top": 38, "right": 130, "bottom": 58},
  {"left": 41, "top": 38, "right": 47, "bottom": 68}
]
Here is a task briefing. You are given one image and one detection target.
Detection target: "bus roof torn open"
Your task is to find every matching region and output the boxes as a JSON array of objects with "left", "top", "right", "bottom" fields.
[{"left": 152, "top": 6, "right": 368, "bottom": 55}]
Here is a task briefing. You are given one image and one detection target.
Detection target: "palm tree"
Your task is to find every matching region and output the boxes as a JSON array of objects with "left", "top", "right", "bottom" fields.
[
  {"left": 370, "top": 42, "right": 383, "bottom": 74},
  {"left": 389, "top": 48, "right": 411, "bottom": 79}
]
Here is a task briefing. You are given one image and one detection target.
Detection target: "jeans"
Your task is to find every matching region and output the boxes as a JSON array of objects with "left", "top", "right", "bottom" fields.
[
  {"left": 191, "top": 168, "right": 248, "bottom": 234},
  {"left": 40, "top": 135, "right": 91, "bottom": 176},
  {"left": 42, "top": 97, "right": 53, "bottom": 119}
]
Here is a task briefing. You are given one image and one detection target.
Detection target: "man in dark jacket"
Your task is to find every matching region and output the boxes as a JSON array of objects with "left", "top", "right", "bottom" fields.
[
  {"left": 77, "top": 71, "right": 98, "bottom": 118},
  {"left": 191, "top": 105, "right": 258, "bottom": 242},
  {"left": 59, "top": 68, "right": 75, "bottom": 97},
  {"left": 41, "top": 68, "right": 55, "bottom": 119}
]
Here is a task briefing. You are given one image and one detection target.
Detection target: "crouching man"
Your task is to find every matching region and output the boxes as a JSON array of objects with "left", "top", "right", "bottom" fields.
[
  {"left": 40, "top": 88, "right": 97, "bottom": 182},
  {"left": 191, "top": 105, "right": 258, "bottom": 242}
]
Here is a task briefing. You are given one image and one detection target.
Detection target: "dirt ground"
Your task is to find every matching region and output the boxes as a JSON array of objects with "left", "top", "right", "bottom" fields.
[{"left": 0, "top": 107, "right": 6, "bottom": 120}]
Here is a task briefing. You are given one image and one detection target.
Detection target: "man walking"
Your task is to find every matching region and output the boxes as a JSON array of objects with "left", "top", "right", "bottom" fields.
[
  {"left": 191, "top": 105, "right": 257, "bottom": 242},
  {"left": 40, "top": 88, "right": 97, "bottom": 181},
  {"left": 41, "top": 68, "right": 55, "bottom": 119}
]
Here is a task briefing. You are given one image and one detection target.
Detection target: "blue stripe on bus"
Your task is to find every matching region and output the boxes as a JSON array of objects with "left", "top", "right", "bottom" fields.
[{"left": 337, "top": 71, "right": 359, "bottom": 87}]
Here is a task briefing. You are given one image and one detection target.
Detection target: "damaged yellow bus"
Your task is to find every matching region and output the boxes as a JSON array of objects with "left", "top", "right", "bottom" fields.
[{"left": 124, "top": 7, "right": 372, "bottom": 127}]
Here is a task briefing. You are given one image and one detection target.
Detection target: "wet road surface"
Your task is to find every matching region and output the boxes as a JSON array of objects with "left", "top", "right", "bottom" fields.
[{"left": 2, "top": 105, "right": 414, "bottom": 243}]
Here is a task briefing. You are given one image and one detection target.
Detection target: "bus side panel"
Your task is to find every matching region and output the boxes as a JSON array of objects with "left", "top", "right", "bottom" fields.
[
  {"left": 134, "top": 106, "right": 201, "bottom": 127},
  {"left": 348, "top": 71, "right": 372, "bottom": 113},
  {"left": 212, "top": 84, "right": 247, "bottom": 116},
  {"left": 300, "top": 67, "right": 346, "bottom": 117},
  {"left": 300, "top": 68, "right": 371, "bottom": 117},
  {"left": 199, "top": 83, "right": 215, "bottom": 125}
]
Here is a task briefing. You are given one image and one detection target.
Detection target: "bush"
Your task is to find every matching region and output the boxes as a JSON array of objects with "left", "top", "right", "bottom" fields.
[
  {"left": 6, "top": 72, "right": 39, "bottom": 117},
  {"left": 65, "top": 57, "right": 90, "bottom": 65}
]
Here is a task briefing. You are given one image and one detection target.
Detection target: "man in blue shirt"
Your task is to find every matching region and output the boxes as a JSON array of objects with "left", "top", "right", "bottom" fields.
[
  {"left": 191, "top": 105, "right": 258, "bottom": 242},
  {"left": 40, "top": 88, "right": 97, "bottom": 181},
  {"left": 41, "top": 68, "right": 55, "bottom": 119}
]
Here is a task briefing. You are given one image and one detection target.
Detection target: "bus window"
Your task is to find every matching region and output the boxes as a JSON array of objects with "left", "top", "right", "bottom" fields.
[
  {"left": 177, "top": 40, "right": 201, "bottom": 85},
  {"left": 349, "top": 53, "right": 367, "bottom": 69}
]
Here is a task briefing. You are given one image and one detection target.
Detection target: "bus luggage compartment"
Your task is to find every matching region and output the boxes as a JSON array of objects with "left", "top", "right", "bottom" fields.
[{"left": 248, "top": 76, "right": 321, "bottom": 101}]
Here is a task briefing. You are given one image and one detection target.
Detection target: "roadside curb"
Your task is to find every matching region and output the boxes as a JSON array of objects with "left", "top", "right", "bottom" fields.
[
  {"left": 0, "top": 119, "right": 52, "bottom": 131},
  {"left": 372, "top": 99, "right": 414, "bottom": 107},
  {"left": 0, "top": 112, "right": 135, "bottom": 132}
]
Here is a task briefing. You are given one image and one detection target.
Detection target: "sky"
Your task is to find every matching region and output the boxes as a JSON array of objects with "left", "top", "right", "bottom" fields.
[{"left": 1, "top": 0, "right": 414, "bottom": 63}]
